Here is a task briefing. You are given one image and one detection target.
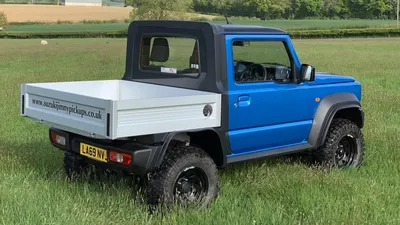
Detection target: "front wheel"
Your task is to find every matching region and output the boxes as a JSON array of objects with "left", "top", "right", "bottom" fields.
[
  {"left": 314, "top": 118, "right": 365, "bottom": 168},
  {"left": 146, "top": 144, "right": 219, "bottom": 210}
]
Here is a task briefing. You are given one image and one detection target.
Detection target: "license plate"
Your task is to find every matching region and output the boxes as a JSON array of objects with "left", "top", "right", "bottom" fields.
[{"left": 80, "top": 143, "right": 108, "bottom": 163}]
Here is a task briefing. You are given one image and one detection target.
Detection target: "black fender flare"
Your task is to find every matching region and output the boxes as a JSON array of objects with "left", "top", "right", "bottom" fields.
[
  {"left": 148, "top": 128, "right": 229, "bottom": 169},
  {"left": 308, "top": 92, "right": 364, "bottom": 148},
  {"left": 149, "top": 132, "right": 188, "bottom": 169}
]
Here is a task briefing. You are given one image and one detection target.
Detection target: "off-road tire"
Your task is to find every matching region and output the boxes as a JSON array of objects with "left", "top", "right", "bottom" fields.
[
  {"left": 146, "top": 144, "right": 219, "bottom": 211},
  {"left": 63, "top": 151, "right": 89, "bottom": 179},
  {"left": 314, "top": 118, "right": 365, "bottom": 168}
]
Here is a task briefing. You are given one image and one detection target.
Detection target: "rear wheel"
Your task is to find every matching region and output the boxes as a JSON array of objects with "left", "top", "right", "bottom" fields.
[
  {"left": 146, "top": 144, "right": 219, "bottom": 211},
  {"left": 314, "top": 118, "right": 365, "bottom": 168},
  {"left": 63, "top": 151, "right": 107, "bottom": 179},
  {"left": 63, "top": 151, "right": 89, "bottom": 179}
]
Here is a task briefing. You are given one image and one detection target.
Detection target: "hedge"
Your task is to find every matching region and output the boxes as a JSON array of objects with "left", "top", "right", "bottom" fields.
[
  {"left": 289, "top": 27, "right": 400, "bottom": 39},
  {"left": 2, "top": 27, "right": 400, "bottom": 39}
]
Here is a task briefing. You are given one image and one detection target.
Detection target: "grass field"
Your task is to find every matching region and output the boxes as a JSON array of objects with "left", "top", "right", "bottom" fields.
[{"left": 1, "top": 37, "right": 400, "bottom": 224}]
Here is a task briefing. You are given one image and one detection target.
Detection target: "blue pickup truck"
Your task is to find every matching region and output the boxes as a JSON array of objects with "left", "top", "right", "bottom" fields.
[{"left": 20, "top": 20, "right": 365, "bottom": 210}]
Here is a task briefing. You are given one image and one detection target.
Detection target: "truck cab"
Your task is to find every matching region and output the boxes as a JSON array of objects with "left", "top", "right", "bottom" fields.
[{"left": 21, "top": 21, "right": 365, "bottom": 210}]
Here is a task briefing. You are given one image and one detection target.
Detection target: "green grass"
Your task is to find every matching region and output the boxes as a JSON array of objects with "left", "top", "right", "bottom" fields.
[
  {"left": 6, "top": 19, "right": 400, "bottom": 33},
  {"left": 1, "top": 37, "right": 400, "bottom": 224}
]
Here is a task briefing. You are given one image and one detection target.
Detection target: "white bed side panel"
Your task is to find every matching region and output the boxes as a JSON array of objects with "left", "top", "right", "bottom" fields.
[
  {"left": 21, "top": 84, "right": 111, "bottom": 137},
  {"left": 115, "top": 94, "right": 222, "bottom": 138},
  {"left": 20, "top": 80, "right": 223, "bottom": 139}
]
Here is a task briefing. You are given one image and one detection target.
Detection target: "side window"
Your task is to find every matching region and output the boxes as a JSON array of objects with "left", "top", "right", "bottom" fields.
[{"left": 232, "top": 40, "right": 293, "bottom": 83}]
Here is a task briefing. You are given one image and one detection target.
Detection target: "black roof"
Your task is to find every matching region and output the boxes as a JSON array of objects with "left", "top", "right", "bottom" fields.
[
  {"left": 212, "top": 24, "right": 288, "bottom": 35},
  {"left": 127, "top": 20, "right": 288, "bottom": 35}
]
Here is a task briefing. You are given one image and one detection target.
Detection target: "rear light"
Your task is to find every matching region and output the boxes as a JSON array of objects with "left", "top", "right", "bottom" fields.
[
  {"left": 109, "top": 150, "right": 132, "bottom": 166},
  {"left": 50, "top": 130, "right": 66, "bottom": 146}
]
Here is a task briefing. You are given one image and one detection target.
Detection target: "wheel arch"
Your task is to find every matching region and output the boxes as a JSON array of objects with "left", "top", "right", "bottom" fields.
[
  {"left": 308, "top": 92, "right": 364, "bottom": 148},
  {"left": 151, "top": 129, "right": 228, "bottom": 169}
]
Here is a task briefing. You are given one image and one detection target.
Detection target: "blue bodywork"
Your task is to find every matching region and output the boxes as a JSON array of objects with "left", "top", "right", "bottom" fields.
[{"left": 224, "top": 34, "right": 362, "bottom": 158}]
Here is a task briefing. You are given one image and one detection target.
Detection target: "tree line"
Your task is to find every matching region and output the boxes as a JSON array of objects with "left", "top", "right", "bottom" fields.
[
  {"left": 127, "top": 0, "right": 399, "bottom": 20},
  {"left": 194, "top": 0, "right": 399, "bottom": 20}
]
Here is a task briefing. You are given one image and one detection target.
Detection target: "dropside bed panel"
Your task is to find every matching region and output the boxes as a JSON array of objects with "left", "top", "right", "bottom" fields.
[{"left": 21, "top": 80, "right": 222, "bottom": 140}]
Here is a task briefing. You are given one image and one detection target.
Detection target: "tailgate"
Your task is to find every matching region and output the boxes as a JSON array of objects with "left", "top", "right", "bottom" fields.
[{"left": 21, "top": 83, "right": 113, "bottom": 138}]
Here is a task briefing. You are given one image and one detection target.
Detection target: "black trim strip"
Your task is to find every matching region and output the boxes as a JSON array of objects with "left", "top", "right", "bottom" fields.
[
  {"left": 106, "top": 113, "right": 110, "bottom": 137},
  {"left": 21, "top": 95, "right": 25, "bottom": 114},
  {"left": 226, "top": 143, "right": 312, "bottom": 164}
]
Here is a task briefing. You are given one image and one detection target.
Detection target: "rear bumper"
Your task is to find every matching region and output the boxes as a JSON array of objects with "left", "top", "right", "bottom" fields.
[{"left": 49, "top": 128, "right": 155, "bottom": 175}]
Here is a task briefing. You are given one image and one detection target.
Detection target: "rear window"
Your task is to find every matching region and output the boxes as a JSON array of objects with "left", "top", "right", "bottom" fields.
[{"left": 139, "top": 36, "right": 200, "bottom": 76}]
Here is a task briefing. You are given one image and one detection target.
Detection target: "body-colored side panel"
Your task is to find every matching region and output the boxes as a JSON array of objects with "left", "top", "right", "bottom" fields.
[
  {"left": 307, "top": 82, "right": 362, "bottom": 119},
  {"left": 228, "top": 120, "right": 312, "bottom": 153},
  {"left": 224, "top": 35, "right": 363, "bottom": 158},
  {"left": 225, "top": 34, "right": 313, "bottom": 155}
]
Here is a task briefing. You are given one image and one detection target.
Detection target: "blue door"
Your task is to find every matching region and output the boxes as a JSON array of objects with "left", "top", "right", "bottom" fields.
[{"left": 225, "top": 35, "right": 314, "bottom": 157}]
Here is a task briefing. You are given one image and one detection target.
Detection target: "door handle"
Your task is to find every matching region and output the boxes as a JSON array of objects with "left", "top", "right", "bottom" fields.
[{"left": 237, "top": 95, "right": 251, "bottom": 107}]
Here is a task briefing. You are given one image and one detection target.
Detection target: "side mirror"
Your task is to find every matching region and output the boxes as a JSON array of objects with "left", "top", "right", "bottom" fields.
[{"left": 300, "top": 64, "right": 315, "bottom": 82}]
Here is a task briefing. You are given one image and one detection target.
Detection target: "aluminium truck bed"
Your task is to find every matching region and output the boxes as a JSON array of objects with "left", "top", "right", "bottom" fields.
[{"left": 20, "top": 80, "right": 222, "bottom": 140}]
